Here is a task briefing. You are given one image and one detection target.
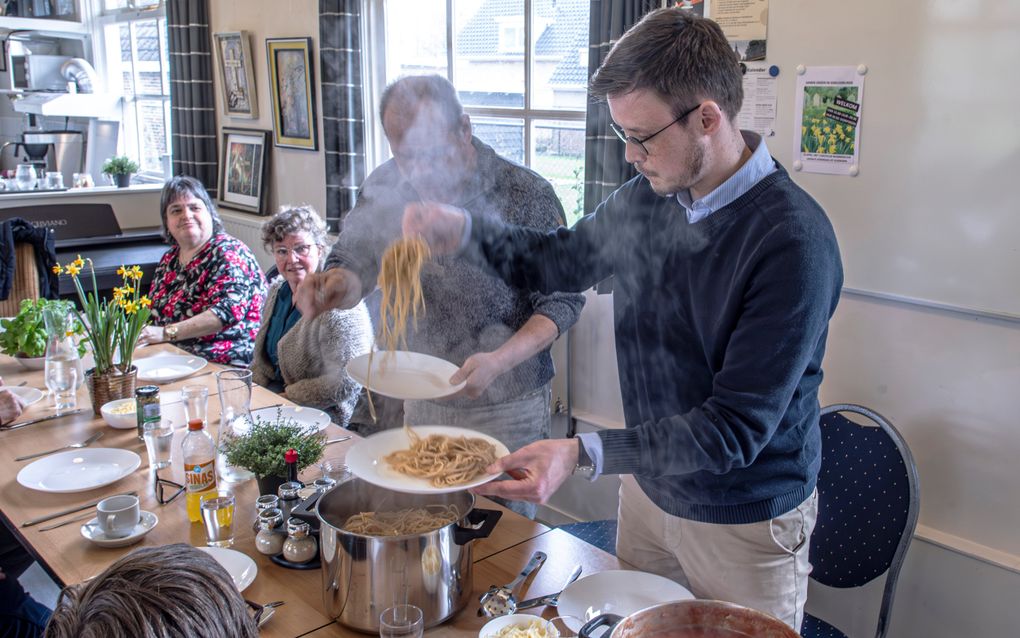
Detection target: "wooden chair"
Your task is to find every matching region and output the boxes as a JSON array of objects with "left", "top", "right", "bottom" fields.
[{"left": 0, "top": 243, "right": 41, "bottom": 316}]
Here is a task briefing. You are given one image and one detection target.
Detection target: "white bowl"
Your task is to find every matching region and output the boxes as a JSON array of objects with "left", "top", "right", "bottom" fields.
[
  {"left": 479, "top": 614, "right": 553, "bottom": 638},
  {"left": 101, "top": 398, "right": 137, "bottom": 429},
  {"left": 15, "top": 355, "right": 46, "bottom": 370}
]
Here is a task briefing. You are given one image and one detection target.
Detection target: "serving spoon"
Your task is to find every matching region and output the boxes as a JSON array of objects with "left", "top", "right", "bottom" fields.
[{"left": 478, "top": 550, "right": 547, "bottom": 617}]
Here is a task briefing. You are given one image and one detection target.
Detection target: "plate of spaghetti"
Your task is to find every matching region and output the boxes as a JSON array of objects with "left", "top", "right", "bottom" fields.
[
  {"left": 346, "top": 424, "right": 510, "bottom": 494},
  {"left": 347, "top": 350, "right": 466, "bottom": 400}
]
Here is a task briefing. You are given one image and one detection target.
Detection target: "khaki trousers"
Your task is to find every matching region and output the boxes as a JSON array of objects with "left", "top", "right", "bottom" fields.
[{"left": 615, "top": 474, "right": 818, "bottom": 630}]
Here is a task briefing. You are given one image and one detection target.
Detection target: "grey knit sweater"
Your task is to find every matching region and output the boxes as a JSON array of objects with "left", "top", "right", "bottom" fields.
[
  {"left": 326, "top": 137, "right": 585, "bottom": 408},
  {"left": 251, "top": 279, "right": 374, "bottom": 426}
]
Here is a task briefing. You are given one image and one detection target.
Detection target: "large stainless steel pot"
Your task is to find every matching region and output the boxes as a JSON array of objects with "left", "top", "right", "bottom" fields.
[
  {"left": 579, "top": 599, "right": 800, "bottom": 638},
  {"left": 313, "top": 478, "right": 501, "bottom": 633}
]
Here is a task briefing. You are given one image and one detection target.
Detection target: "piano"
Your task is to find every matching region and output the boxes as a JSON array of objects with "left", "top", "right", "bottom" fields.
[{"left": 0, "top": 203, "right": 168, "bottom": 299}]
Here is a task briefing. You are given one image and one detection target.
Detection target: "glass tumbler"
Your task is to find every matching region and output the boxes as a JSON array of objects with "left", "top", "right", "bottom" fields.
[
  {"left": 378, "top": 604, "right": 423, "bottom": 638},
  {"left": 200, "top": 491, "right": 236, "bottom": 547},
  {"left": 143, "top": 419, "right": 175, "bottom": 470},
  {"left": 215, "top": 370, "right": 254, "bottom": 482}
]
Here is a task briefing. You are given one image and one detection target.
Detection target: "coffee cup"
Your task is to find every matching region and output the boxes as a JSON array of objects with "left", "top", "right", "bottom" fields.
[{"left": 96, "top": 494, "right": 140, "bottom": 539}]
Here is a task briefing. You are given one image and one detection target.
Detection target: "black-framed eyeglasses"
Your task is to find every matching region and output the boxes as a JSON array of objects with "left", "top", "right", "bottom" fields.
[
  {"left": 155, "top": 473, "right": 185, "bottom": 505},
  {"left": 609, "top": 102, "right": 701, "bottom": 155}
]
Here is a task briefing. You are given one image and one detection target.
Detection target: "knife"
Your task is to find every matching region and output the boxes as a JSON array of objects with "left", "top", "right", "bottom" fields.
[
  {"left": 516, "top": 564, "right": 583, "bottom": 610},
  {"left": 1, "top": 409, "right": 85, "bottom": 431},
  {"left": 21, "top": 491, "right": 138, "bottom": 528}
]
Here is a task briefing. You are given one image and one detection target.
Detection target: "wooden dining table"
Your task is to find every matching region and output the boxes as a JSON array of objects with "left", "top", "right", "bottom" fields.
[{"left": 0, "top": 344, "right": 630, "bottom": 637}]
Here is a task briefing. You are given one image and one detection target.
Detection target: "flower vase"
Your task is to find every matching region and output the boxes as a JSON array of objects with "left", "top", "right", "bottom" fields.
[{"left": 85, "top": 366, "right": 138, "bottom": 415}]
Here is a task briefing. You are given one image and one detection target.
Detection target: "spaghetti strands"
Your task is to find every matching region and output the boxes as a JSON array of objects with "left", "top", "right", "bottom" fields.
[
  {"left": 365, "top": 236, "right": 432, "bottom": 422},
  {"left": 384, "top": 424, "right": 498, "bottom": 487},
  {"left": 341, "top": 504, "right": 461, "bottom": 536}
]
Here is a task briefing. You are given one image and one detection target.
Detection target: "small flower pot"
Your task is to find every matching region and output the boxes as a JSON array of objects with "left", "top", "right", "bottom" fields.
[
  {"left": 85, "top": 366, "right": 138, "bottom": 416},
  {"left": 114, "top": 173, "right": 132, "bottom": 188}
]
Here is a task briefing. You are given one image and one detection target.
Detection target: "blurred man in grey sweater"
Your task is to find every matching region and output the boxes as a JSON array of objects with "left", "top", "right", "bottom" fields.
[{"left": 297, "top": 75, "right": 584, "bottom": 517}]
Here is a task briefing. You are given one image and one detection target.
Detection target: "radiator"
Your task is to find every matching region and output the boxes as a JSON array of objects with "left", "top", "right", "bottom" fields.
[{"left": 220, "top": 212, "right": 273, "bottom": 272}]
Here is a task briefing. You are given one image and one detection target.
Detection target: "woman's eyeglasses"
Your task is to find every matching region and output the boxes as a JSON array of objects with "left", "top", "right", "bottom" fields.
[
  {"left": 609, "top": 102, "right": 701, "bottom": 155},
  {"left": 155, "top": 473, "right": 185, "bottom": 505},
  {"left": 273, "top": 244, "right": 314, "bottom": 259}
]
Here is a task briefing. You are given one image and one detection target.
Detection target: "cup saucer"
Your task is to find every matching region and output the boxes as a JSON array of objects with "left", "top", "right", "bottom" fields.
[{"left": 81, "top": 510, "right": 159, "bottom": 548}]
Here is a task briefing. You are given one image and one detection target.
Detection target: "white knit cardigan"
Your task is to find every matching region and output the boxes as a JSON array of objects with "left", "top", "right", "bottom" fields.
[{"left": 251, "top": 279, "right": 373, "bottom": 426}]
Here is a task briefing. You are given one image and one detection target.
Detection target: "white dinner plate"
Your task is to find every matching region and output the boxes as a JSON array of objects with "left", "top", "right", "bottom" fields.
[
  {"left": 81, "top": 510, "right": 158, "bottom": 548},
  {"left": 134, "top": 355, "right": 207, "bottom": 383},
  {"left": 7, "top": 386, "right": 43, "bottom": 407},
  {"left": 557, "top": 570, "right": 695, "bottom": 631},
  {"left": 346, "top": 425, "right": 509, "bottom": 495},
  {"left": 248, "top": 405, "right": 331, "bottom": 433},
  {"left": 347, "top": 351, "right": 466, "bottom": 400},
  {"left": 198, "top": 546, "right": 257, "bottom": 592},
  {"left": 17, "top": 448, "right": 141, "bottom": 493}
]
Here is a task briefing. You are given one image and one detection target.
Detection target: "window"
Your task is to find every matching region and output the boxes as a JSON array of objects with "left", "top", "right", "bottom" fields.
[
  {"left": 93, "top": 1, "right": 170, "bottom": 180},
  {"left": 372, "top": 0, "right": 590, "bottom": 225}
]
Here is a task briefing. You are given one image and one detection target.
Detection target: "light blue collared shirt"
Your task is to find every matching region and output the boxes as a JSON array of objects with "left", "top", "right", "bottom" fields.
[{"left": 576, "top": 131, "right": 777, "bottom": 481}]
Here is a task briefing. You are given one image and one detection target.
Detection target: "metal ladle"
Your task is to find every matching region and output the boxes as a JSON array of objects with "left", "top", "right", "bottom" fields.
[{"left": 478, "top": 550, "right": 547, "bottom": 617}]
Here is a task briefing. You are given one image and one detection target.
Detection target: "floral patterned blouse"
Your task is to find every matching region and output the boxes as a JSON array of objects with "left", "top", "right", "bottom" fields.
[{"left": 148, "top": 233, "right": 267, "bottom": 366}]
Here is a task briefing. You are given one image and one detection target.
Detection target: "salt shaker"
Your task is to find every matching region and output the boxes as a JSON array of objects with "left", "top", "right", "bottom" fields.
[
  {"left": 254, "top": 508, "right": 285, "bottom": 556},
  {"left": 282, "top": 517, "right": 317, "bottom": 563},
  {"left": 253, "top": 494, "right": 279, "bottom": 533},
  {"left": 277, "top": 481, "right": 302, "bottom": 523}
]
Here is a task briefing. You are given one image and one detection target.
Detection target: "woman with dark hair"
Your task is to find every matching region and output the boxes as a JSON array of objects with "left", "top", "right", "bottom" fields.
[
  {"left": 138, "top": 176, "right": 267, "bottom": 365},
  {"left": 251, "top": 206, "right": 372, "bottom": 425},
  {"left": 43, "top": 544, "right": 258, "bottom": 638}
]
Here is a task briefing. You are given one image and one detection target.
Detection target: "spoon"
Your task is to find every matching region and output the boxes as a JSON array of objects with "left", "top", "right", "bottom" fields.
[
  {"left": 15, "top": 431, "right": 104, "bottom": 462},
  {"left": 478, "top": 550, "right": 547, "bottom": 617}
]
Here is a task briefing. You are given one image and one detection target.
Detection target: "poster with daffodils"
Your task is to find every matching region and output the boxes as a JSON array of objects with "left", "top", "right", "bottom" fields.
[{"left": 792, "top": 65, "right": 865, "bottom": 176}]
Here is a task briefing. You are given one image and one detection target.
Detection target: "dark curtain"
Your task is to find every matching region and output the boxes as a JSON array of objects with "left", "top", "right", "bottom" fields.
[
  {"left": 167, "top": 0, "right": 217, "bottom": 194},
  {"left": 319, "top": 0, "right": 367, "bottom": 233},
  {"left": 585, "top": 0, "right": 659, "bottom": 292}
]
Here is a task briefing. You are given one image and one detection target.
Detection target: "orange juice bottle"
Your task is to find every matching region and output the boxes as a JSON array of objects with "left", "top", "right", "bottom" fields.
[{"left": 182, "top": 418, "right": 217, "bottom": 522}]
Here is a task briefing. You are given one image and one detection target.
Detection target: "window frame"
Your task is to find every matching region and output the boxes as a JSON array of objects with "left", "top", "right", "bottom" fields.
[
  {"left": 89, "top": 0, "right": 170, "bottom": 181},
  {"left": 365, "top": 0, "right": 587, "bottom": 177}
]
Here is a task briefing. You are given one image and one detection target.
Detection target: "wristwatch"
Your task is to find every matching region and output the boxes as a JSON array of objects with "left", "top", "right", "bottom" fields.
[
  {"left": 164, "top": 324, "right": 179, "bottom": 343},
  {"left": 573, "top": 437, "right": 596, "bottom": 479}
]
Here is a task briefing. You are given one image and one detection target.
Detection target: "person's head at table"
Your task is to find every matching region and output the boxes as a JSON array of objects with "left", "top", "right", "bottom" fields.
[
  {"left": 588, "top": 7, "right": 744, "bottom": 199},
  {"left": 43, "top": 544, "right": 257, "bottom": 638},
  {"left": 158, "top": 175, "right": 225, "bottom": 257},
  {"left": 379, "top": 74, "right": 476, "bottom": 203},
  {"left": 261, "top": 205, "right": 330, "bottom": 294}
]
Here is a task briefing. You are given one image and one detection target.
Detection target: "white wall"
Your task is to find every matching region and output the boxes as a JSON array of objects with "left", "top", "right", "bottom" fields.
[{"left": 207, "top": 0, "right": 326, "bottom": 219}]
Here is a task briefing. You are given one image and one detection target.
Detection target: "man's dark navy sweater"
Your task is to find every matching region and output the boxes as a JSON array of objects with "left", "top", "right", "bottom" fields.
[{"left": 470, "top": 163, "right": 843, "bottom": 524}]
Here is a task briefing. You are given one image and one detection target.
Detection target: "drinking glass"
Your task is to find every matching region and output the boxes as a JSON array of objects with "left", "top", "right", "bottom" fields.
[
  {"left": 72, "top": 172, "right": 94, "bottom": 188},
  {"left": 143, "top": 418, "right": 174, "bottom": 470},
  {"left": 215, "top": 370, "right": 254, "bottom": 482},
  {"left": 45, "top": 359, "right": 78, "bottom": 414},
  {"left": 181, "top": 385, "right": 209, "bottom": 425},
  {"left": 43, "top": 302, "right": 80, "bottom": 414},
  {"left": 319, "top": 457, "right": 351, "bottom": 484},
  {"left": 45, "top": 171, "right": 63, "bottom": 189},
  {"left": 200, "top": 491, "right": 236, "bottom": 547},
  {"left": 378, "top": 604, "right": 423, "bottom": 638},
  {"left": 14, "top": 165, "right": 36, "bottom": 191}
]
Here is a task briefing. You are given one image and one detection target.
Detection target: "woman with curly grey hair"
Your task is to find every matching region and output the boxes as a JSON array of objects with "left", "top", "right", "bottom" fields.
[
  {"left": 43, "top": 544, "right": 258, "bottom": 638},
  {"left": 251, "top": 205, "right": 373, "bottom": 425}
]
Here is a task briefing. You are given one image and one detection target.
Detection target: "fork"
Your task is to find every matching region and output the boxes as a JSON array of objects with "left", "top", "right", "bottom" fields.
[{"left": 15, "top": 431, "right": 104, "bottom": 462}]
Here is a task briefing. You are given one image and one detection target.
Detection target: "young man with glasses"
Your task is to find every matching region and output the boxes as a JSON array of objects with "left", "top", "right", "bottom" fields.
[{"left": 402, "top": 8, "right": 842, "bottom": 630}]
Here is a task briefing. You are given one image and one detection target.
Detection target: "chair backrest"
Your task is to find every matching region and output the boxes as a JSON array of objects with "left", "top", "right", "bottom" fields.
[
  {"left": 810, "top": 404, "right": 920, "bottom": 638},
  {"left": 0, "top": 243, "right": 40, "bottom": 316}
]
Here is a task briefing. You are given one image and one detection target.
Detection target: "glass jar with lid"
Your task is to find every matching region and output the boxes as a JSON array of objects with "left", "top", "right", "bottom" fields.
[
  {"left": 254, "top": 508, "right": 285, "bottom": 556},
  {"left": 282, "top": 518, "right": 317, "bottom": 564}
]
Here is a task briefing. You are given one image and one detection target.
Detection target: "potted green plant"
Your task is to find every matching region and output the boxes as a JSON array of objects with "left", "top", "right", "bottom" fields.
[
  {"left": 101, "top": 155, "right": 140, "bottom": 188},
  {"left": 0, "top": 298, "right": 86, "bottom": 369},
  {"left": 221, "top": 411, "right": 325, "bottom": 496},
  {"left": 55, "top": 255, "right": 151, "bottom": 413}
]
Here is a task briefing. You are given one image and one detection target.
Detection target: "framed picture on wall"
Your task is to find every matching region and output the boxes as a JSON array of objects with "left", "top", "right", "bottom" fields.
[
  {"left": 265, "top": 37, "right": 318, "bottom": 151},
  {"left": 213, "top": 31, "right": 258, "bottom": 119},
  {"left": 219, "top": 127, "right": 271, "bottom": 215}
]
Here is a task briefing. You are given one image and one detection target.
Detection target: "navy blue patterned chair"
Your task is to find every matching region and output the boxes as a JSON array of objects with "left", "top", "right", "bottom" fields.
[
  {"left": 801, "top": 404, "right": 920, "bottom": 638},
  {"left": 556, "top": 519, "right": 618, "bottom": 556}
]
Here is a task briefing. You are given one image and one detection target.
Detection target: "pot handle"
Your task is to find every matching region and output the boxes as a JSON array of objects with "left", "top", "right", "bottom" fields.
[
  {"left": 453, "top": 508, "right": 502, "bottom": 545},
  {"left": 578, "top": 613, "right": 624, "bottom": 638}
]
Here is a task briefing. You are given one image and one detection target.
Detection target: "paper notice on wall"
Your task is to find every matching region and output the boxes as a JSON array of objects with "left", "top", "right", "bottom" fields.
[
  {"left": 708, "top": 0, "right": 769, "bottom": 61},
  {"left": 737, "top": 64, "right": 777, "bottom": 137},
  {"left": 792, "top": 66, "right": 865, "bottom": 176}
]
